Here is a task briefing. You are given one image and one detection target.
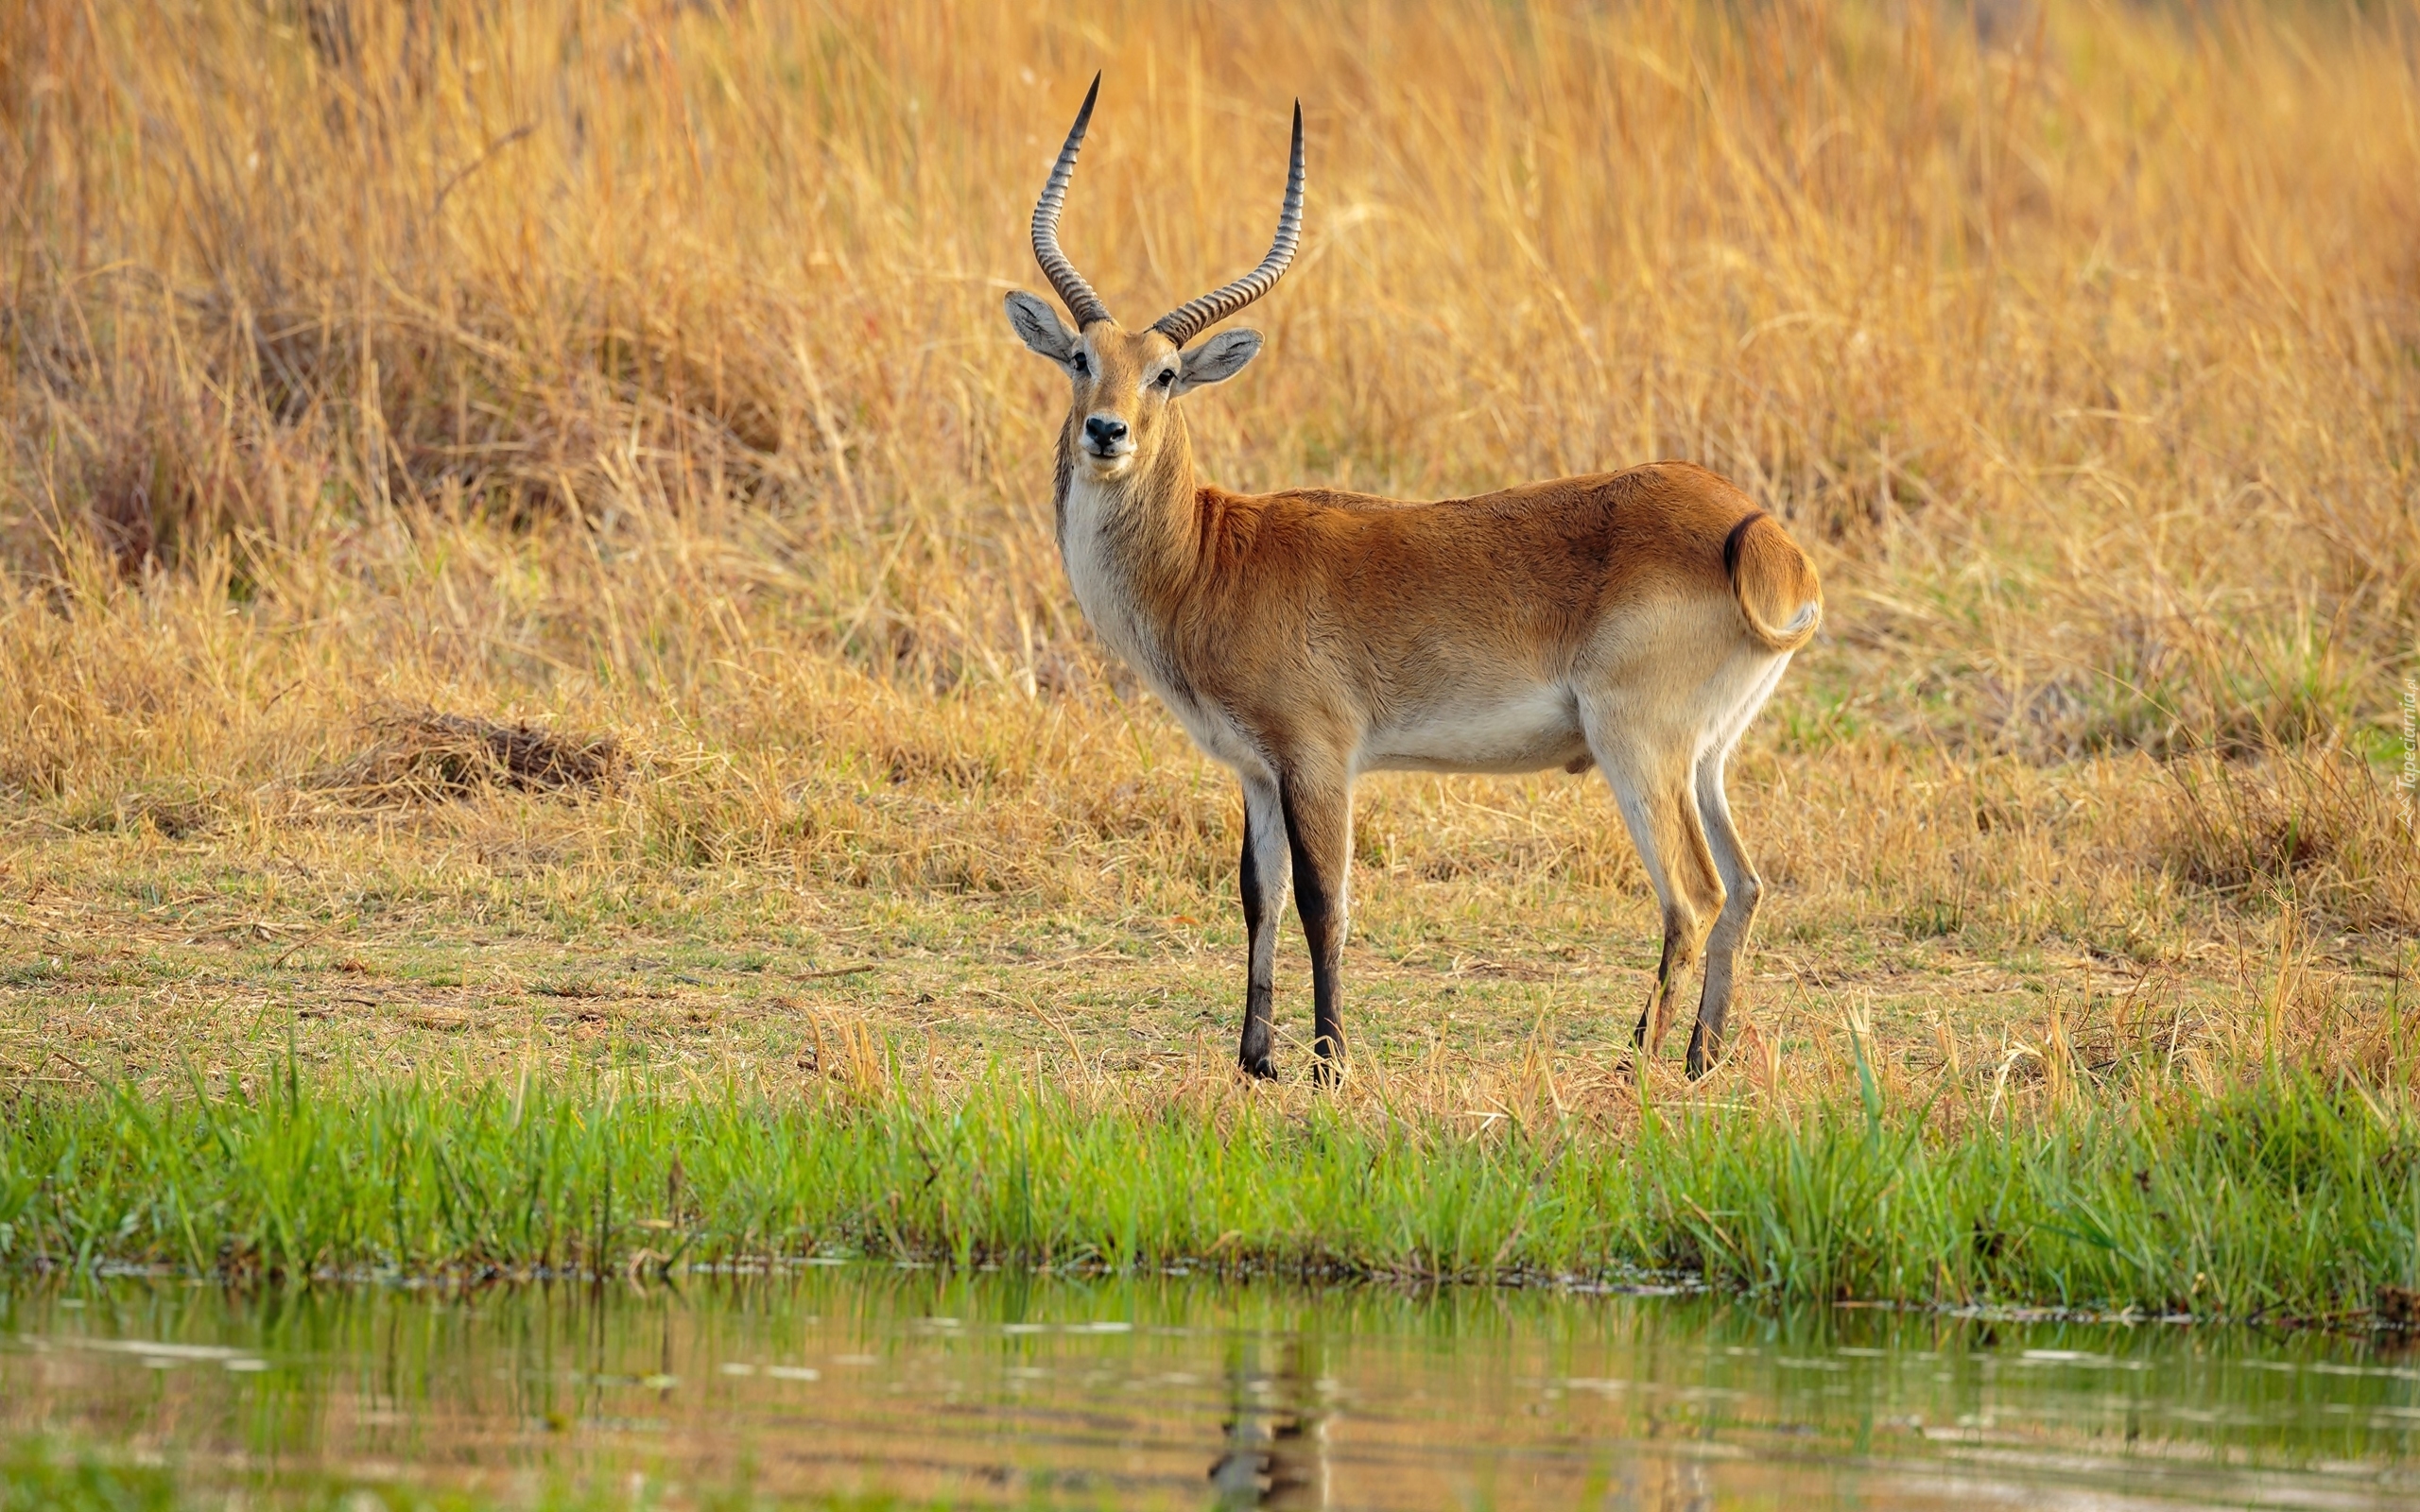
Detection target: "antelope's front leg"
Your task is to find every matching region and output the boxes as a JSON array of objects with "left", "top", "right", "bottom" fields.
[
  {"left": 1236, "top": 774, "right": 1292, "bottom": 1079},
  {"left": 1279, "top": 765, "right": 1353, "bottom": 1086}
]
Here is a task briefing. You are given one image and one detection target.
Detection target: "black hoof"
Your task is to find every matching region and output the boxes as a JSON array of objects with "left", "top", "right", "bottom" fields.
[
  {"left": 1684, "top": 1024, "right": 1716, "bottom": 1081},
  {"left": 1239, "top": 1056, "right": 1278, "bottom": 1081}
]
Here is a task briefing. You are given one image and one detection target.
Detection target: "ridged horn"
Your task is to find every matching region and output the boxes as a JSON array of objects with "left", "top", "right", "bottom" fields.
[
  {"left": 1151, "top": 101, "right": 1305, "bottom": 348},
  {"left": 1030, "top": 73, "right": 1114, "bottom": 330}
]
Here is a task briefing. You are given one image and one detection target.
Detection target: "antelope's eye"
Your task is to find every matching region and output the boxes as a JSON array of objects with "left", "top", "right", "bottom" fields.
[
  {"left": 1071, "top": 352, "right": 1089, "bottom": 375},
  {"left": 1155, "top": 369, "right": 1177, "bottom": 388}
]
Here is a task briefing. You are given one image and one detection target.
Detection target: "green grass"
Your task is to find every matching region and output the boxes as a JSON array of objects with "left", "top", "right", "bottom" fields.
[{"left": 4, "top": 1066, "right": 2414, "bottom": 1323}]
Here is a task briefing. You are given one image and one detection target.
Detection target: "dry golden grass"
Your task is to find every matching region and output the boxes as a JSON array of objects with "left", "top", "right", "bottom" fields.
[{"left": 0, "top": 0, "right": 2412, "bottom": 1118}]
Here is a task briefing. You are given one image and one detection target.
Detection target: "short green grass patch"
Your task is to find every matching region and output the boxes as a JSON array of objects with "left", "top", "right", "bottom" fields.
[{"left": 3, "top": 1070, "right": 2413, "bottom": 1321}]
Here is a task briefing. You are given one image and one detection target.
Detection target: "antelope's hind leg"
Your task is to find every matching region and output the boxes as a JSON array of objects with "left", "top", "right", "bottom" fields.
[
  {"left": 1236, "top": 772, "right": 1292, "bottom": 1080},
  {"left": 1588, "top": 726, "right": 1726, "bottom": 1064},
  {"left": 1683, "top": 657, "right": 1789, "bottom": 1077},
  {"left": 1685, "top": 747, "right": 1763, "bottom": 1079}
]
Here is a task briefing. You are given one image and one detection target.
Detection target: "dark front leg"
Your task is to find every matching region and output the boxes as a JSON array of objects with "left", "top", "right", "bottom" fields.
[
  {"left": 1280, "top": 768, "right": 1353, "bottom": 1087},
  {"left": 1236, "top": 775, "right": 1290, "bottom": 1079}
]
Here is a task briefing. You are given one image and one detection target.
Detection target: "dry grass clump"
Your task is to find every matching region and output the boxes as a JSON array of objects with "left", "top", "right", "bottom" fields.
[
  {"left": 313, "top": 708, "right": 621, "bottom": 805},
  {"left": 2163, "top": 751, "right": 2419, "bottom": 934}
]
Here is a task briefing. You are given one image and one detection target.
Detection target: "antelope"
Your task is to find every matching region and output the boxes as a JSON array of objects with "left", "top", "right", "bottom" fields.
[{"left": 1002, "top": 78, "right": 1821, "bottom": 1084}]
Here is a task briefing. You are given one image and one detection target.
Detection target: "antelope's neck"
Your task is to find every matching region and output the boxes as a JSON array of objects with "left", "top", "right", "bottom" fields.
[{"left": 1053, "top": 418, "right": 1204, "bottom": 682}]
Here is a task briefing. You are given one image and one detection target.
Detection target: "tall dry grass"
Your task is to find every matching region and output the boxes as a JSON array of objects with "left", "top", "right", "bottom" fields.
[{"left": 0, "top": 0, "right": 2413, "bottom": 1096}]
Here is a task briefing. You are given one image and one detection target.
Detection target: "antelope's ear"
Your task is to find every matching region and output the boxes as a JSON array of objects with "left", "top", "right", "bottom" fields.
[
  {"left": 1172, "top": 329, "right": 1263, "bottom": 395},
  {"left": 1005, "top": 291, "right": 1080, "bottom": 372}
]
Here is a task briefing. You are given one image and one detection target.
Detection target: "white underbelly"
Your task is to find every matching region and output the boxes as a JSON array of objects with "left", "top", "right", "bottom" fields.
[{"left": 1360, "top": 684, "right": 1588, "bottom": 775}]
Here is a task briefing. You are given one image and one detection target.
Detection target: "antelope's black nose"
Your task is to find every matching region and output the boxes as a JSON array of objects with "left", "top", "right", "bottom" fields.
[{"left": 1084, "top": 415, "right": 1129, "bottom": 452}]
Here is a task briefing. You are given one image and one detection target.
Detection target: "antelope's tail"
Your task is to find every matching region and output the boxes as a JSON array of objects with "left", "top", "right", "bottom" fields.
[{"left": 1722, "top": 511, "right": 1823, "bottom": 654}]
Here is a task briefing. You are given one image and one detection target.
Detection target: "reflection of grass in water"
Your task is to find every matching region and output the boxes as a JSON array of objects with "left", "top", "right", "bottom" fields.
[
  {"left": 4, "top": 1066, "right": 2413, "bottom": 1324},
  {"left": 0, "top": 1438, "right": 929, "bottom": 1512}
]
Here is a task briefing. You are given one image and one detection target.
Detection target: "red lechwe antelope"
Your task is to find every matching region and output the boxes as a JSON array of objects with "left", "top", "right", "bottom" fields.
[{"left": 1002, "top": 78, "right": 1822, "bottom": 1084}]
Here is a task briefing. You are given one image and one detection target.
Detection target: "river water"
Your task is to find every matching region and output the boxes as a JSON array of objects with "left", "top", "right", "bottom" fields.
[{"left": 3, "top": 1269, "right": 2415, "bottom": 1509}]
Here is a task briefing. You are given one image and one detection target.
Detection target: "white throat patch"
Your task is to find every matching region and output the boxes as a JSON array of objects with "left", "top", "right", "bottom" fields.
[
  {"left": 1057, "top": 472, "right": 1260, "bottom": 774},
  {"left": 1059, "top": 473, "right": 1151, "bottom": 671}
]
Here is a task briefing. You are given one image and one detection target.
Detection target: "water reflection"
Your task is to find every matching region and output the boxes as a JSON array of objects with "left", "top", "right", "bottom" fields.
[
  {"left": 1208, "top": 1336, "right": 1325, "bottom": 1508},
  {"left": 1, "top": 1270, "right": 2414, "bottom": 1509}
]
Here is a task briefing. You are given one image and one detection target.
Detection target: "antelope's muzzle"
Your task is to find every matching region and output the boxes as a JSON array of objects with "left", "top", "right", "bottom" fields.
[{"left": 1082, "top": 414, "right": 1132, "bottom": 460}]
